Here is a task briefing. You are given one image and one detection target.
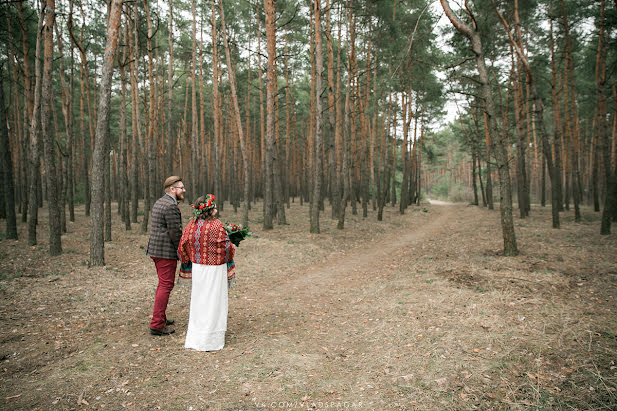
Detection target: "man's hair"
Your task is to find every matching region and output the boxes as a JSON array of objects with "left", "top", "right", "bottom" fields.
[{"left": 164, "top": 176, "right": 182, "bottom": 193}]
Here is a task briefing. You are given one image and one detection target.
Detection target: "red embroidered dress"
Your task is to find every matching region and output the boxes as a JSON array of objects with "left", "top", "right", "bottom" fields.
[{"left": 178, "top": 218, "right": 236, "bottom": 279}]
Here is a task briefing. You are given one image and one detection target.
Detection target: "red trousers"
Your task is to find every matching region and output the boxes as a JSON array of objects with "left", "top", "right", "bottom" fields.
[{"left": 150, "top": 257, "right": 177, "bottom": 329}]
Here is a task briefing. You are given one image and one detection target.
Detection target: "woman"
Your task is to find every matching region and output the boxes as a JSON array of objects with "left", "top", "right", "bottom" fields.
[{"left": 178, "top": 194, "right": 235, "bottom": 351}]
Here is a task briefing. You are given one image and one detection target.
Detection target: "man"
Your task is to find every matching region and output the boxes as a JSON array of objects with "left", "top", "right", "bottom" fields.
[{"left": 146, "top": 176, "right": 186, "bottom": 335}]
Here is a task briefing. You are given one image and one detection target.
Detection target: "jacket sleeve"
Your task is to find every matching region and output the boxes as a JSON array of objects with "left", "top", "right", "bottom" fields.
[{"left": 164, "top": 203, "right": 183, "bottom": 252}]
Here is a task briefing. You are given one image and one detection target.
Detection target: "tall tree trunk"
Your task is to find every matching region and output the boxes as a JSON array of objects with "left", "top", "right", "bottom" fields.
[
  {"left": 118, "top": 40, "right": 131, "bottom": 230},
  {"left": 128, "top": 4, "right": 141, "bottom": 224},
  {"left": 416, "top": 106, "right": 425, "bottom": 205},
  {"left": 561, "top": 0, "right": 581, "bottom": 222},
  {"left": 442, "top": 0, "right": 518, "bottom": 256},
  {"left": 55, "top": 23, "right": 75, "bottom": 224},
  {"left": 218, "top": 0, "right": 251, "bottom": 227},
  {"left": 41, "top": 0, "right": 62, "bottom": 255},
  {"left": 104, "top": 135, "right": 111, "bottom": 242},
  {"left": 391, "top": 96, "right": 397, "bottom": 208},
  {"left": 471, "top": 148, "right": 479, "bottom": 206},
  {"left": 549, "top": 17, "right": 564, "bottom": 213},
  {"left": 596, "top": 0, "right": 615, "bottom": 234},
  {"left": 69, "top": 2, "right": 94, "bottom": 216},
  {"left": 325, "top": 0, "right": 337, "bottom": 219},
  {"left": 310, "top": 0, "right": 323, "bottom": 233},
  {"left": 211, "top": 0, "right": 222, "bottom": 209},
  {"left": 17, "top": 3, "right": 32, "bottom": 224},
  {"left": 256, "top": 4, "right": 266, "bottom": 214},
  {"left": 6, "top": 10, "right": 22, "bottom": 222},
  {"left": 199, "top": 21, "right": 207, "bottom": 196},
  {"left": 0, "top": 66, "right": 17, "bottom": 239},
  {"left": 27, "top": 9, "right": 44, "bottom": 246},
  {"left": 263, "top": 0, "right": 276, "bottom": 230},
  {"left": 141, "top": 0, "right": 157, "bottom": 234},
  {"left": 338, "top": 2, "right": 353, "bottom": 229},
  {"left": 400, "top": 92, "right": 411, "bottom": 213},
  {"left": 482, "top": 111, "right": 494, "bottom": 210},
  {"left": 89, "top": 0, "right": 122, "bottom": 266},
  {"left": 166, "top": 0, "right": 175, "bottom": 176},
  {"left": 190, "top": 0, "right": 198, "bottom": 197},
  {"left": 512, "top": 52, "right": 529, "bottom": 218}
]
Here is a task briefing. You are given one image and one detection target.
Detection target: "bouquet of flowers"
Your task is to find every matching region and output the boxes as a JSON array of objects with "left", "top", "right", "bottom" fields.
[{"left": 224, "top": 222, "right": 251, "bottom": 247}]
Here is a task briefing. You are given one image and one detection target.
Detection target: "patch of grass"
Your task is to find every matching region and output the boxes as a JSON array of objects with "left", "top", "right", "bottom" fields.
[
  {"left": 44, "top": 270, "right": 68, "bottom": 278},
  {"left": 64, "top": 248, "right": 78, "bottom": 254},
  {"left": 0, "top": 271, "right": 23, "bottom": 280},
  {"left": 475, "top": 285, "right": 487, "bottom": 293},
  {"left": 425, "top": 279, "right": 434, "bottom": 284}
]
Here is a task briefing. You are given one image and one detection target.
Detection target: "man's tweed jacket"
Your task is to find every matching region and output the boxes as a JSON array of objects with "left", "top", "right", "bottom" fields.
[{"left": 146, "top": 194, "right": 183, "bottom": 260}]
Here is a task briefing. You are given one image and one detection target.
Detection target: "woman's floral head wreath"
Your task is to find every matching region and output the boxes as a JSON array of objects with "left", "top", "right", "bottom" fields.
[{"left": 191, "top": 194, "right": 216, "bottom": 219}]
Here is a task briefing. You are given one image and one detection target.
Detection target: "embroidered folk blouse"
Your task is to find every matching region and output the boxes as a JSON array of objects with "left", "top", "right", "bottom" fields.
[{"left": 177, "top": 218, "right": 236, "bottom": 278}]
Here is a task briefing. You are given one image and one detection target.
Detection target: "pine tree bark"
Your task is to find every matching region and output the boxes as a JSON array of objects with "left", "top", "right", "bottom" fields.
[
  {"left": 310, "top": 0, "right": 324, "bottom": 233},
  {"left": 68, "top": 2, "right": 93, "bottom": 216},
  {"left": 400, "top": 93, "right": 410, "bottom": 213},
  {"left": 189, "top": 0, "right": 198, "bottom": 197},
  {"left": 56, "top": 23, "right": 76, "bottom": 223},
  {"left": 27, "top": 9, "right": 44, "bottom": 246},
  {"left": 118, "top": 40, "right": 131, "bottom": 230},
  {"left": 337, "top": 3, "right": 353, "bottom": 229},
  {"left": 416, "top": 106, "right": 425, "bottom": 205},
  {"left": 325, "top": 0, "right": 337, "bottom": 219},
  {"left": 512, "top": 54, "right": 529, "bottom": 218},
  {"left": 596, "top": 0, "right": 615, "bottom": 234},
  {"left": 549, "top": 17, "right": 564, "bottom": 213},
  {"left": 89, "top": 0, "right": 123, "bottom": 266},
  {"left": 166, "top": 0, "right": 175, "bottom": 176},
  {"left": 560, "top": 0, "right": 582, "bottom": 222},
  {"left": 128, "top": 5, "right": 141, "bottom": 224},
  {"left": 263, "top": 0, "right": 277, "bottom": 230},
  {"left": 41, "top": 0, "right": 62, "bottom": 255},
  {"left": 0, "top": 66, "right": 17, "bottom": 239},
  {"left": 211, "top": 0, "right": 222, "bottom": 207},
  {"left": 141, "top": 0, "right": 157, "bottom": 234}
]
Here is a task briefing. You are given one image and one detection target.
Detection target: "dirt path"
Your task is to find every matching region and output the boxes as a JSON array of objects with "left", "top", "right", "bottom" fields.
[
  {"left": 1, "top": 201, "right": 616, "bottom": 410},
  {"left": 285, "top": 204, "right": 451, "bottom": 292}
]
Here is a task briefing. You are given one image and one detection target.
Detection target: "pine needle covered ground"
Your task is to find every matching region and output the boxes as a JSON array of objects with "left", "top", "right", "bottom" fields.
[{"left": 1, "top": 201, "right": 616, "bottom": 410}]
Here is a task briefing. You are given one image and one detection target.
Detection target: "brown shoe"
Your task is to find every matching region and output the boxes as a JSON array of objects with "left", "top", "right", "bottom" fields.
[{"left": 150, "top": 326, "right": 175, "bottom": 336}]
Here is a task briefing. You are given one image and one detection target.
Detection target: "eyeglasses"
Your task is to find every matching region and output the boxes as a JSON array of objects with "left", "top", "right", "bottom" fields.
[{"left": 172, "top": 185, "right": 185, "bottom": 190}]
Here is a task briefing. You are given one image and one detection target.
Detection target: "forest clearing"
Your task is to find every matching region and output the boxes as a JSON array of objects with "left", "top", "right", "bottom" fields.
[{"left": 1, "top": 200, "right": 616, "bottom": 410}]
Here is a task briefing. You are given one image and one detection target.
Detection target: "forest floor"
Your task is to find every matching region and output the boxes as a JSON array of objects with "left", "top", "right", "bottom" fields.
[{"left": 1, "top": 198, "right": 616, "bottom": 410}]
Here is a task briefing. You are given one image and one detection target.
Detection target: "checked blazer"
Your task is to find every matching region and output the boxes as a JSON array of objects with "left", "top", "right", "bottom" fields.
[{"left": 146, "top": 194, "right": 183, "bottom": 260}]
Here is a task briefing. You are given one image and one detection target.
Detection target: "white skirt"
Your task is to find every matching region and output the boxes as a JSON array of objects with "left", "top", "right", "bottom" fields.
[{"left": 185, "top": 263, "right": 228, "bottom": 351}]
